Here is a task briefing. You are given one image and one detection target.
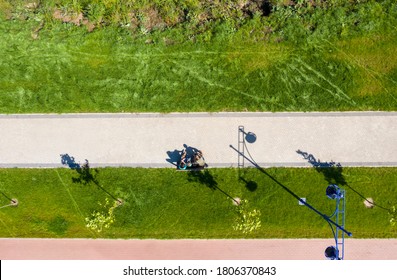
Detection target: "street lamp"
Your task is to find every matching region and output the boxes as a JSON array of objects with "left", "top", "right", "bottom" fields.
[
  {"left": 238, "top": 126, "right": 256, "bottom": 168},
  {"left": 325, "top": 184, "right": 347, "bottom": 260},
  {"left": 326, "top": 184, "right": 342, "bottom": 200},
  {"left": 231, "top": 128, "right": 352, "bottom": 259},
  {"left": 325, "top": 246, "right": 338, "bottom": 260}
]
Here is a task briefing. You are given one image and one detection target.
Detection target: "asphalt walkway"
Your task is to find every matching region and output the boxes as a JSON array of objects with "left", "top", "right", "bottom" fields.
[{"left": 0, "top": 112, "right": 396, "bottom": 168}]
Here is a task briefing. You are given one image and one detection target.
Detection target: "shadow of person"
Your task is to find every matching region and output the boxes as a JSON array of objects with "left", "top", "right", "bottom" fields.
[{"left": 166, "top": 149, "right": 182, "bottom": 166}]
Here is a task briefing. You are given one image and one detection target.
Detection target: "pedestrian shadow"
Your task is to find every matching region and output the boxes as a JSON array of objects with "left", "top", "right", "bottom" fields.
[
  {"left": 187, "top": 170, "right": 239, "bottom": 204},
  {"left": 296, "top": 149, "right": 389, "bottom": 211},
  {"left": 60, "top": 154, "right": 120, "bottom": 203},
  {"left": 166, "top": 149, "right": 182, "bottom": 167}
]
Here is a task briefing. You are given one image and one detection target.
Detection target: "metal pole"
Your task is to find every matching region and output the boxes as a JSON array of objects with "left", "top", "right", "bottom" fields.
[
  {"left": 229, "top": 145, "right": 352, "bottom": 237},
  {"left": 238, "top": 126, "right": 245, "bottom": 168}
]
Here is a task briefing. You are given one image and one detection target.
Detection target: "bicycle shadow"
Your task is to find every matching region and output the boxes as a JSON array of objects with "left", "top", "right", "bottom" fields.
[
  {"left": 296, "top": 149, "right": 389, "bottom": 211},
  {"left": 296, "top": 149, "right": 347, "bottom": 186}
]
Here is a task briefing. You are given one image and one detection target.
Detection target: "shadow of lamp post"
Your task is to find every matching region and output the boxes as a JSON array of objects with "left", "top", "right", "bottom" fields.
[
  {"left": 231, "top": 126, "right": 352, "bottom": 260},
  {"left": 0, "top": 190, "right": 18, "bottom": 209}
]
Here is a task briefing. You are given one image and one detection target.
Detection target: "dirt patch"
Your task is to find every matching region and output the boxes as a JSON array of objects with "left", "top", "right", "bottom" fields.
[
  {"left": 53, "top": 9, "right": 95, "bottom": 32},
  {"left": 142, "top": 7, "right": 166, "bottom": 32}
]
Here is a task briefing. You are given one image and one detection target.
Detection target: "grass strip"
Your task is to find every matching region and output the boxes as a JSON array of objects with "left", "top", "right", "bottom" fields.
[
  {"left": 0, "top": 19, "right": 396, "bottom": 113},
  {"left": 0, "top": 167, "right": 396, "bottom": 239}
]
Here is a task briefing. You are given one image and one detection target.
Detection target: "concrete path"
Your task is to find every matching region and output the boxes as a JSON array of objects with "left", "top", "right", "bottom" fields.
[
  {"left": 1, "top": 112, "right": 396, "bottom": 261},
  {"left": 0, "top": 112, "right": 396, "bottom": 168},
  {"left": 1, "top": 238, "right": 396, "bottom": 260}
]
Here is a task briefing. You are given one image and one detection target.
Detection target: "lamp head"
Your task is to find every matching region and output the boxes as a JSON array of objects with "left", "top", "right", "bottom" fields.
[
  {"left": 324, "top": 246, "right": 339, "bottom": 260},
  {"left": 326, "top": 184, "right": 342, "bottom": 199}
]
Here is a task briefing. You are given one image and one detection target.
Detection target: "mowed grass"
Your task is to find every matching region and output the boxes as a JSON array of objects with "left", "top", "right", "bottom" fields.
[
  {"left": 0, "top": 20, "right": 396, "bottom": 113},
  {"left": 0, "top": 167, "right": 396, "bottom": 239}
]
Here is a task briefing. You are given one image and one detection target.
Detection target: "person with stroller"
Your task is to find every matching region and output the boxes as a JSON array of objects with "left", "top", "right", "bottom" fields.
[
  {"left": 178, "top": 147, "right": 206, "bottom": 169},
  {"left": 178, "top": 149, "right": 188, "bottom": 170},
  {"left": 192, "top": 150, "right": 206, "bottom": 167}
]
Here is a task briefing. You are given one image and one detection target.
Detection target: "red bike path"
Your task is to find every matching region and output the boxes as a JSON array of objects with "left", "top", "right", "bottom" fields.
[{"left": 1, "top": 238, "right": 396, "bottom": 260}]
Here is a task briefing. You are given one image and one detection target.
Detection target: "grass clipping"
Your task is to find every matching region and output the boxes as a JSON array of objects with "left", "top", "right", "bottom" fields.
[{"left": 233, "top": 199, "right": 261, "bottom": 235}]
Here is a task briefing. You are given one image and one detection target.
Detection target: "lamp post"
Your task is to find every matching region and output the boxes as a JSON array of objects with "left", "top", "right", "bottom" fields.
[
  {"left": 238, "top": 126, "right": 256, "bottom": 168},
  {"left": 324, "top": 184, "right": 346, "bottom": 260},
  {"left": 231, "top": 126, "right": 352, "bottom": 259}
]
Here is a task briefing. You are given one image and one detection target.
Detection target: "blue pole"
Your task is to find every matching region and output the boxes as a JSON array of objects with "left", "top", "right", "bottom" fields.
[{"left": 229, "top": 145, "right": 352, "bottom": 237}]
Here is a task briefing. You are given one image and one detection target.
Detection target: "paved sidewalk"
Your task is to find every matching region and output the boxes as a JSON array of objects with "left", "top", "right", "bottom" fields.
[
  {"left": 1, "top": 238, "right": 396, "bottom": 260},
  {"left": 0, "top": 112, "right": 396, "bottom": 168}
]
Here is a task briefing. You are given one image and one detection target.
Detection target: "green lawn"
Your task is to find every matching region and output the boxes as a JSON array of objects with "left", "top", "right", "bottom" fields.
[
  {"left": 0, "top": 16, "right": 396, "bottom": 113},
  {"left": 0, "top": 167, "right": 396, "bottom": 239}
]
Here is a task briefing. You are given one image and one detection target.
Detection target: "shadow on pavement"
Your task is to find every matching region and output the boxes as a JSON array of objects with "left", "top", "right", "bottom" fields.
[
  {"left": 166, "top": 149, "right": 182, "bottom": 167},
  {"left": 296, "top": 149, "right": 347, "bottom": 186},
  {"left": 166, "top": 144, "right": 207, "bottom": 169}
]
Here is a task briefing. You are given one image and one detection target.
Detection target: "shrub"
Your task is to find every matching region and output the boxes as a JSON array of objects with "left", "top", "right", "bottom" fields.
[{"left": 233, "top": 199, "right": 262, "bottom": 235}]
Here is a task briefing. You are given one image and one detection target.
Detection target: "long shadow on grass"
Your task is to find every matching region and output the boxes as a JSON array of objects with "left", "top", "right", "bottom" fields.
[
  {"left": 238, "top": 174, "right": 258, "bottom": 192},
  {"left": 0, "top": 189, "right": 17, "bottom": 209},
  {"left": 0, "top": 189, "right": 12, "bottom": 202},
  {"left": 296, "top": 149, "right": 389, "bottom": 211},
  {"left": 60, "top": 154, "right": 120, "bottom": 202},
  {"left": 187, "top": 170, "right": 240, "bottom": 204},
  {"left": 230, "top": 145, "right": 352, "bottom": 236}
]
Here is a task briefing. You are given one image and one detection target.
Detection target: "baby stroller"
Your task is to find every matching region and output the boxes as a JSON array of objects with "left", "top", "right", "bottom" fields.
[{"left": 178, "top": 149, "right": 206, "bottom": 170}]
